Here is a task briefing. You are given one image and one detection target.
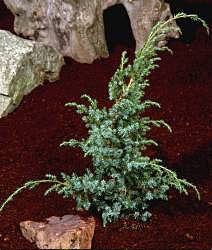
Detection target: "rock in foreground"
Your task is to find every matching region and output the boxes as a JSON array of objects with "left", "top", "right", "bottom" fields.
[
  {"left": 20, "top": 214, "right": 96, "bottom": 249},
  {"left": 0, "top": 30, "right": 64, "bottom": 118}
]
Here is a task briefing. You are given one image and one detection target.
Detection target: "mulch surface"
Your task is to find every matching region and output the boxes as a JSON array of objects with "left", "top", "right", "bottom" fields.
[{"left": 0, "top": 1, "right": 211, "bottom": 249}]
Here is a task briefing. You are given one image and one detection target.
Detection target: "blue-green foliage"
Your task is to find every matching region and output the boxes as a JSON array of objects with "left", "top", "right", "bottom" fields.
[
  {"left": 0, "top": 13, "right": 208, "bottom": 227},
  {"left": 53, "top": 13, "right": 207, "bottom": 227}
]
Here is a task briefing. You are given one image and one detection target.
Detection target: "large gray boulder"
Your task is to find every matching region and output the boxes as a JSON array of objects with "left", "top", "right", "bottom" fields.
[
  {"left": 0, "top": 30, "right": 64, "bottom": 118},
  {"left": 3, "top": 0, "right": 179, "bottom": 64}
]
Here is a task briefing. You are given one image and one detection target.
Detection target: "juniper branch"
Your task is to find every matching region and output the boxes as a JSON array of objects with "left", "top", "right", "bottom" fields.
[{"left": 0, "top": 179, "right": 65, "bottom": 212}]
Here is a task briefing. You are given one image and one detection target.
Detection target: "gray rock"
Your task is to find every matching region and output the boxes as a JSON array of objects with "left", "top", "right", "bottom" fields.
[
  {"left": 0, "top": 30, "right": 64, "bottom": 118},
  {"left": 4, "top": 0, "right": 179, "bottom": 64},
  {"left": 20, "top": 214, "right": 96, "bottom": 249}
]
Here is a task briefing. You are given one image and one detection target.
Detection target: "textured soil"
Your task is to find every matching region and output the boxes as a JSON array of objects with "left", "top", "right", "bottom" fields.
[{"left": 0, "top": 1, "right": 212, "bottom": 249}]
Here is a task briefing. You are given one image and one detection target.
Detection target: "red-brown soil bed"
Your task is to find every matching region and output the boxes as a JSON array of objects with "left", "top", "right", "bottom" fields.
[{"left": 0, "top": 1, "right": 211, "bottom": 249}]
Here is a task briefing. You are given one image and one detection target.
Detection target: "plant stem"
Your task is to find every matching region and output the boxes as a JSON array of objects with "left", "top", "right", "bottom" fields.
[{"left": 0, "top": 179, "right": 64, "bottom": 212}]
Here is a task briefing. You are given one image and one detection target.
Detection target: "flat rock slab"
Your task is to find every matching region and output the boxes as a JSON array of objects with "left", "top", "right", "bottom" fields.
[
  {"left": 0, "top": 30, "right": 64, "bottom": 118},
  {"left": 4, "top": 0, "right": 179, "bottom": 63},
  {"left": 20, "top": 214, "right": 95, "bottom": 249}
]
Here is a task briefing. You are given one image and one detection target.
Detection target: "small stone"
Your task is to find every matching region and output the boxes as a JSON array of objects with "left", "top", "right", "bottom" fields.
[
  {"left": 20, "top": 214, "right": 95, "bottom": 249},
  {"left": 185, "top": 233, "right": 194, "bottom": 240},
  {"left": 3, "top": 236, "right": 9, "bottom": 241}
]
